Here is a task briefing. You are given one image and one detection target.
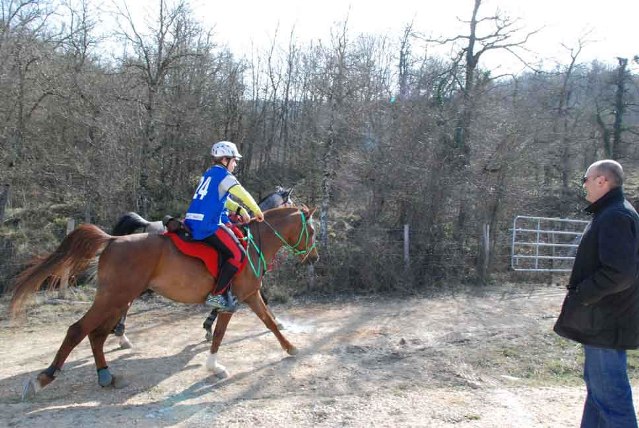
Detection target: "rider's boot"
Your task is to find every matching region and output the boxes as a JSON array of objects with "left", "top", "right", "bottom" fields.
[
  {"left": 206, "top": 289, "right": 237, "bottom": 312},
  {"left": 205, "top": 263, "right": 238, "bottom": 312}
]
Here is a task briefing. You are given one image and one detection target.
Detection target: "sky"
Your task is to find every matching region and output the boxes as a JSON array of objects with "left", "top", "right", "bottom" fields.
[{"left": 120, "top": 0, "right": 639, "bottom": 73}]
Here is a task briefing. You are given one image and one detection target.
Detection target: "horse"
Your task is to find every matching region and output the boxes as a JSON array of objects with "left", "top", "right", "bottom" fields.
[
  {"left": 110, "top": 187, "right": 294, "bottom": 347},
  {"left": 10, "top": 205, "right": 318, "bottom": 400}
]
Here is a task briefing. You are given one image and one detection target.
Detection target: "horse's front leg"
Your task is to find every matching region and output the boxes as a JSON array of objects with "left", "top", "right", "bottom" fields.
[
  {"left": 244, "top": 292, "right": 297, "bottom": 355},
  {"left": 206, "top": 311, "right": 233, "bottom": 378}
]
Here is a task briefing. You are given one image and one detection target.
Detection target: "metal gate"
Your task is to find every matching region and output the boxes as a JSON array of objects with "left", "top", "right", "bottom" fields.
[{"left": 511, "top": 216, "right": 589, "bottom": 272}]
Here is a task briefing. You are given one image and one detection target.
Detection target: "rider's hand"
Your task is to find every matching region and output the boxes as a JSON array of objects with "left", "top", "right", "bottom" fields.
[
  {"left": 255, "top": 212, "right": 265, "bottom": 222},
  {"left": 241, "top": 211, "right": 251, "bottom": 224}
]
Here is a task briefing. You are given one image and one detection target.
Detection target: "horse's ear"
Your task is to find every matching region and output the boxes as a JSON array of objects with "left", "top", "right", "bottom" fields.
[{"left": 308, "top": 206, "right": 317, "bottom": 217}]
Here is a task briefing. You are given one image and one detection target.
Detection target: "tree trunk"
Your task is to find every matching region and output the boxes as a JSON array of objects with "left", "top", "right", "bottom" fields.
[
  {"left": 612, "top": 57, "right": 627, "bottom": 159},
  {"left": 0, "top": 184, "right": 9, "bottom": 222}
]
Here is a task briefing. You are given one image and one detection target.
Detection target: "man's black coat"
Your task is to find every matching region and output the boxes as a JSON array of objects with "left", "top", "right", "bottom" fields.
[{"left": 554, "top": 187, "right": 639, "bottom": 349}]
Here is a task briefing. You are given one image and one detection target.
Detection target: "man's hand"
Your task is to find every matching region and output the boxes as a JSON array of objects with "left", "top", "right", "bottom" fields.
[
  {"left": 254, "top": 212, "right": 264, "bottom": 222},
  {"left": 240, "top": 211, "right": 251, "bottom": 224}
]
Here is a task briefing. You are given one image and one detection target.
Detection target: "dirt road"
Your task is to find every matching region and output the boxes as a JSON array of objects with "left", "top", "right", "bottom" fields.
[{"left": 1, "top": 285, "right": 637, "bottom": 427}]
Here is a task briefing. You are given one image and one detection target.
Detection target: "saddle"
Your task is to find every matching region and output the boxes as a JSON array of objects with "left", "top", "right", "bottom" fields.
[
  {"left": 163, "top": 215, "right": 191, "bottom": 237},
  {"left": 162, "top": 216, "right": 248, "bottom": 278}
]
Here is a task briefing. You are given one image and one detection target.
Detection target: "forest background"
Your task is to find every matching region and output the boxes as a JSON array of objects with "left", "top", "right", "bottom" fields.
[{"left": 1, "top": 0, "right": 638, "bottom": 297}]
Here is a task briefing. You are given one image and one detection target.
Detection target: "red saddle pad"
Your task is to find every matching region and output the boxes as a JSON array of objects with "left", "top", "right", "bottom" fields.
[{"left": 164, "top": 226, "right": 248, "bottom": 281}]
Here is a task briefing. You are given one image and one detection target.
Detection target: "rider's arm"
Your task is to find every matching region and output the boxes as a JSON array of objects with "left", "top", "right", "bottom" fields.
[
  {"left": 224, "top": 197, "right": 249, "bottom": 218},
  {"left": 229, "top": 184, "right": 263, "bottom": 218}
]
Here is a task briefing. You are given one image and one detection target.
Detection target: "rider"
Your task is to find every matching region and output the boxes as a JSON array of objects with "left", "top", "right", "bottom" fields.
[{"left": 185, "top": 141, "right": 264, "bottom": 311}]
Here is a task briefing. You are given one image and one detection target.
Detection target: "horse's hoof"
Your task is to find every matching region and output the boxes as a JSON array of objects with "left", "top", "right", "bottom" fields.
[
  {"left": 206, "top": 353, "right": 229, "bottom": 379},
  {"left": 205, "top": 331, "right": 213, "bottom": 342},
  {"left": 98, "top": 368, "right": 114, "bottom": 387},
  {"left": 275, "top": 320, "right": 285, "bottom": 330},
  {"left": 214, "top": 369, "right": 229, "bottom": 380},
  {"left": 21, "top": 378, "right": 38, "bottom": 401},
  {"left": 286, "top": 346, "right": 299, "bottom": 356},
  {"left": 119, "top": 336, "right": 133, "bottom": 349}
]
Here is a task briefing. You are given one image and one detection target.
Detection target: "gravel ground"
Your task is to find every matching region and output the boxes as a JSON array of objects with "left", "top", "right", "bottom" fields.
[{"left": 1, "top": 285, "right": 638, "bottom": 427}]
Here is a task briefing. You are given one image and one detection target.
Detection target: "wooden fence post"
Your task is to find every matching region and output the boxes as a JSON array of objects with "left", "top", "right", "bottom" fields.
[
  {"left": 0, "top": 184, "right": 9, "bottom": 222},
  {"left": 307, "top": 264, "right": 315, "bottom": 291},
  {"left": 66, "top": 218, "right": 76, "bottom": 235},
  {"left": 404, "top": 224, "right": 410, "bottom": 271},
  {"left": 480, "top": 223, "right": 490, "bottom": 282}
]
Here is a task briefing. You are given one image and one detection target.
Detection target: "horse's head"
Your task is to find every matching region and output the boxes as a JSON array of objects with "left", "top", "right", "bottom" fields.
[
  {"left": 263, "top": 205, "right": 319, "bottom": 264},
  {"left": 297, "top": 205, "right": 319, "bottom": 264}
]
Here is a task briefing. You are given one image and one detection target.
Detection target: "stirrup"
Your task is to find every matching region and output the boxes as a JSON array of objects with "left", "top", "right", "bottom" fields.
[
  {"left": 226, "top": 289, "right": 238, "bottom": 310},
  {"left": 206, "top": 293, "right": 236, "bottom": 312}
]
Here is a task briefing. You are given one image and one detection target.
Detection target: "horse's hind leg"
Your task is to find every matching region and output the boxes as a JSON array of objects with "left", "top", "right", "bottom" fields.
[
  {"left": 23, "top": 306, "right": 113, "bottom": 400},
  {"left": 244, "top": 292, "right": 297, "bottom": 355},
  {"left": 89, "top": 312, "right": 122, "bottom": 387}
]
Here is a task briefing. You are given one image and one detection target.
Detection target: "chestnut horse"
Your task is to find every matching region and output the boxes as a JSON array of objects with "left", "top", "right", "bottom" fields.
[
  {"left": 111, "top": 186, "right": 295, "bottom": 347},
  {"left": 10, "top": 206, "right": 318, "bottom": 400}
]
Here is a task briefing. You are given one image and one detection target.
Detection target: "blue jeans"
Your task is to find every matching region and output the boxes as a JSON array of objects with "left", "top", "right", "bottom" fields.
[{"left": 581, "top": 345, "right": 638, "bottom": 428}]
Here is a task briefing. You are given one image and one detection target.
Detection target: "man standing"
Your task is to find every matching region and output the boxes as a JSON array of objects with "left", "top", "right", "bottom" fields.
[{"left": 555, "top": 159, "right": 639, "bottom": 427}]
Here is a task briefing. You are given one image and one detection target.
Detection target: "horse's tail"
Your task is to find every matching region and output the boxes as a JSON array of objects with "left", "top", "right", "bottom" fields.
[
  {"left": 111, "top": 211, "right": 150, "bottom": 236},
  {"left": 9, "top": 224, "right": 114, "bottom": 317}
]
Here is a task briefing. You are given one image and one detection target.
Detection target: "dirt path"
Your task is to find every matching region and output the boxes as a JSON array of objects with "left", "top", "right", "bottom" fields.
[{"left": 1, "top": 285, "right": 637, "bottom": 427}]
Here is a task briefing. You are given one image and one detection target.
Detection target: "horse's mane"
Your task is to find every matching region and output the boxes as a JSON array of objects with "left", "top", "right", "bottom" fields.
[
  {"left": 257, "top": 189, "right": 281, "bottom": 206},
  {"left": 257, "top": 186, "right": 293, "bottom": 211},
  {"left": 111, "top": 212, "right": 150, "bottom": 236}
]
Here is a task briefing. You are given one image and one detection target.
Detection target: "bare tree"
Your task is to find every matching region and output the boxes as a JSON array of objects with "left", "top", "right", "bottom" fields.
[
  {"left": 114, "top": 0, "right": 199, "bottom": 214},
  {"left": 0, "top": 0, "right": 60, "bottom": 165},
  {"left": 555, "top": 41, "right": 584, "bottom": 196},
  {"left": 418, "top": 0, "right": 539, "bottom": 162},
  {"left": 416, "top": 0, "right": 539, "bottom": 280},
  {"left": 318, "top": 18, "right": 350, "bottom": 251}
]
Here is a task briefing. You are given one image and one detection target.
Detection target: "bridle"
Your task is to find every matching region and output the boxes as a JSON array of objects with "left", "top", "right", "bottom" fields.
[
  {"left": 263, "top": 209, "right": 317, "bottom": 261},
  {"left": 244, "top": 208, "right": 317, "bottom": 277}
]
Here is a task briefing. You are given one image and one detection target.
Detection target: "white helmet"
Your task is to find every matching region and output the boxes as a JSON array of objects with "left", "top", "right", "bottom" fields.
[{"left": 211, "top": 141, "right": 242, "bottom": 159}]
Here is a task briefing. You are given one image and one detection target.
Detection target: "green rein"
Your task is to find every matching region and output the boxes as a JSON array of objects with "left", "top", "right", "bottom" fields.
[{"left": 243, "top": 210, "right": 316, "bottom": 278}]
